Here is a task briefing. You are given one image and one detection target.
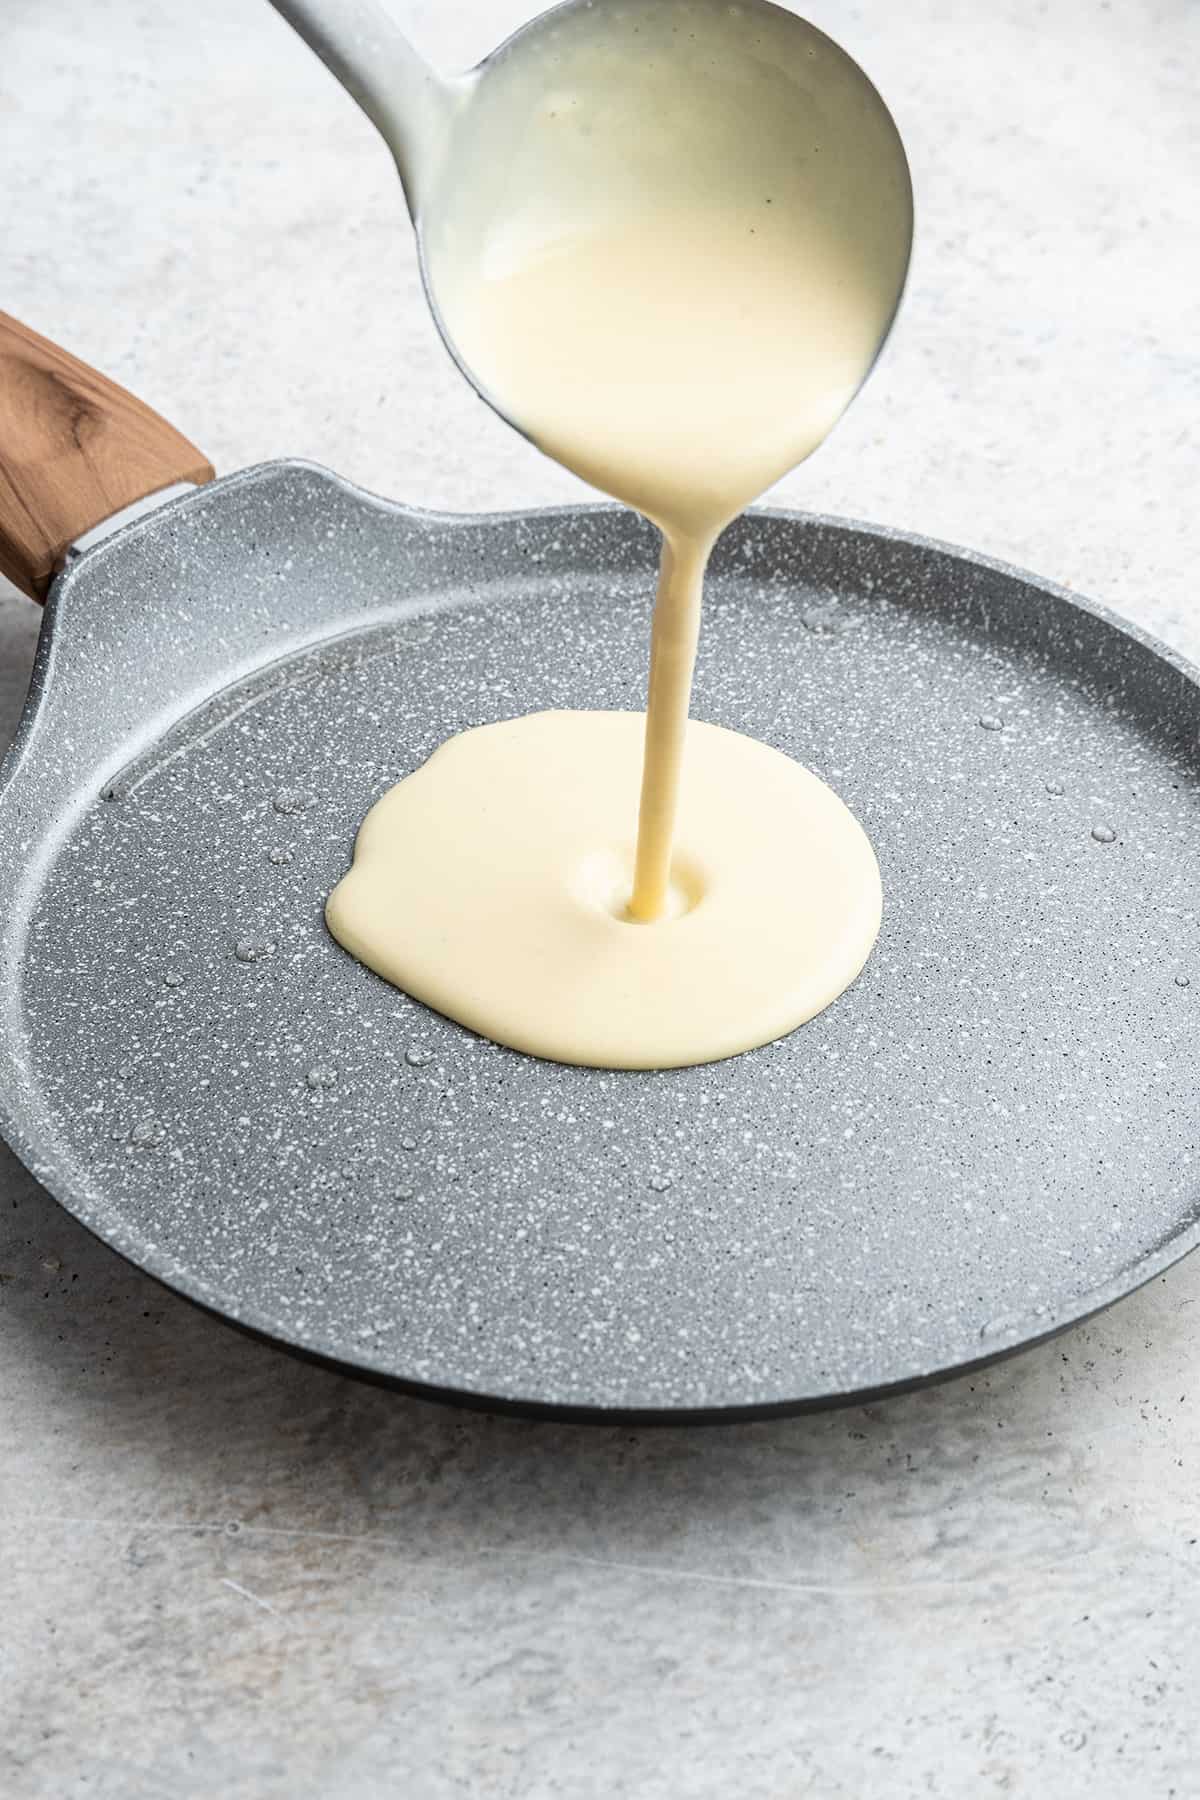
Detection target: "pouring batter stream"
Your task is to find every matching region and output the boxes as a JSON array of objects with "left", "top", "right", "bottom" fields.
[{"left": 326, "top": 5, "right": 912, "bottom": 1067}]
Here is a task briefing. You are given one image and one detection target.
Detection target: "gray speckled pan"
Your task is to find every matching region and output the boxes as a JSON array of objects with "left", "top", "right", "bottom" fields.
[{"left": 2, "top": 460, "right": 1199, "bottom": 1420}]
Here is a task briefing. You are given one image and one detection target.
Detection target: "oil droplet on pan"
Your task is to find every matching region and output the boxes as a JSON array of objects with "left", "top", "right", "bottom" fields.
[
  {"left": 273, "top": 788, "right": 313, "bottom": 816},
  {"left": 235, "top": 939, "right": 278, "bottom": 963}
]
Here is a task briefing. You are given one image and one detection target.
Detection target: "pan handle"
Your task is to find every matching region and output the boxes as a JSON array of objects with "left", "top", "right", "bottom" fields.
[{"left": 0, "top": 312, "right": 213, "bottom": 603}]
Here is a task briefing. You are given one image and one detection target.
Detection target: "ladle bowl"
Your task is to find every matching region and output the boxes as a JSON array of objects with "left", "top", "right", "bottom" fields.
[{"left": 268, "top": 0, "right": 914, "bottom": 458}]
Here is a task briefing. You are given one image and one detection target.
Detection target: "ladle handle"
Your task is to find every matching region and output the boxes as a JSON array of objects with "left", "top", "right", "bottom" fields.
[
  {"left": 265, "top": 0, "right": 454, "bottom": 216},
  {"left": 0, "top": 312, "right": 213, "bottom": 604}
]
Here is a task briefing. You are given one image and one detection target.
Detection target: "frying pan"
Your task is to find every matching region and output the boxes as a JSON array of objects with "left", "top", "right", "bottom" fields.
[{"left": 3, "top": 312, "right": 1200, "bottom": 1422}]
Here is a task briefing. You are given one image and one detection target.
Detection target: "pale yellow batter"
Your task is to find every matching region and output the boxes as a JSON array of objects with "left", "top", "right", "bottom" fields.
[
  {"left": 326, "top": 711, "right": 881, "bottom": 1069},
  {"left": 327, "top": 16, "right": 909, "bottom": 1068}
]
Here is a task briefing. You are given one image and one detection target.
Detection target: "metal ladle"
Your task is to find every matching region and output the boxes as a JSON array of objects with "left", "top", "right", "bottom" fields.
[{"left": 266, "top": 0, "right": 914, "bottom": 453}]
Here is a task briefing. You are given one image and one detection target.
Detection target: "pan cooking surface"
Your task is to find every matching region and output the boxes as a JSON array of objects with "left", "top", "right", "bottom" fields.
[{"left": 2, "top": 466, "right": 1200, "bottom": 1417}]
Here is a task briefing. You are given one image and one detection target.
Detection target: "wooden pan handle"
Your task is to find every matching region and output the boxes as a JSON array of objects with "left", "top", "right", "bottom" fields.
[{"left": 0, "top": 312, "right": 214, "bottom": 602}]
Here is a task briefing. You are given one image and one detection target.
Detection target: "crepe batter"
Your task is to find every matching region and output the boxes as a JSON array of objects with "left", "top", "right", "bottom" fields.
[{"left": 327, "top": 22, "right": 910, "bottom": 1068}]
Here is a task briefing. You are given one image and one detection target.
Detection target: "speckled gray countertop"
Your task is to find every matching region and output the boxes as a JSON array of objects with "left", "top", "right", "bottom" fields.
[{"left": 2, "top": 2, "right": 1198, "bottom": 1795}]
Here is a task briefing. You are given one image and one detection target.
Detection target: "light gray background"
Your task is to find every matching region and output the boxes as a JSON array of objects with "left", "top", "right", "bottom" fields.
[{"left": 2, "top": 1, "right": 1198, "bottom": 1794}]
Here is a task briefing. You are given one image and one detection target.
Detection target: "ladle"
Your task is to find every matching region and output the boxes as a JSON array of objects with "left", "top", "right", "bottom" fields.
[{"left": 267, "top": 0, "right": 914, "bottom": 459}]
